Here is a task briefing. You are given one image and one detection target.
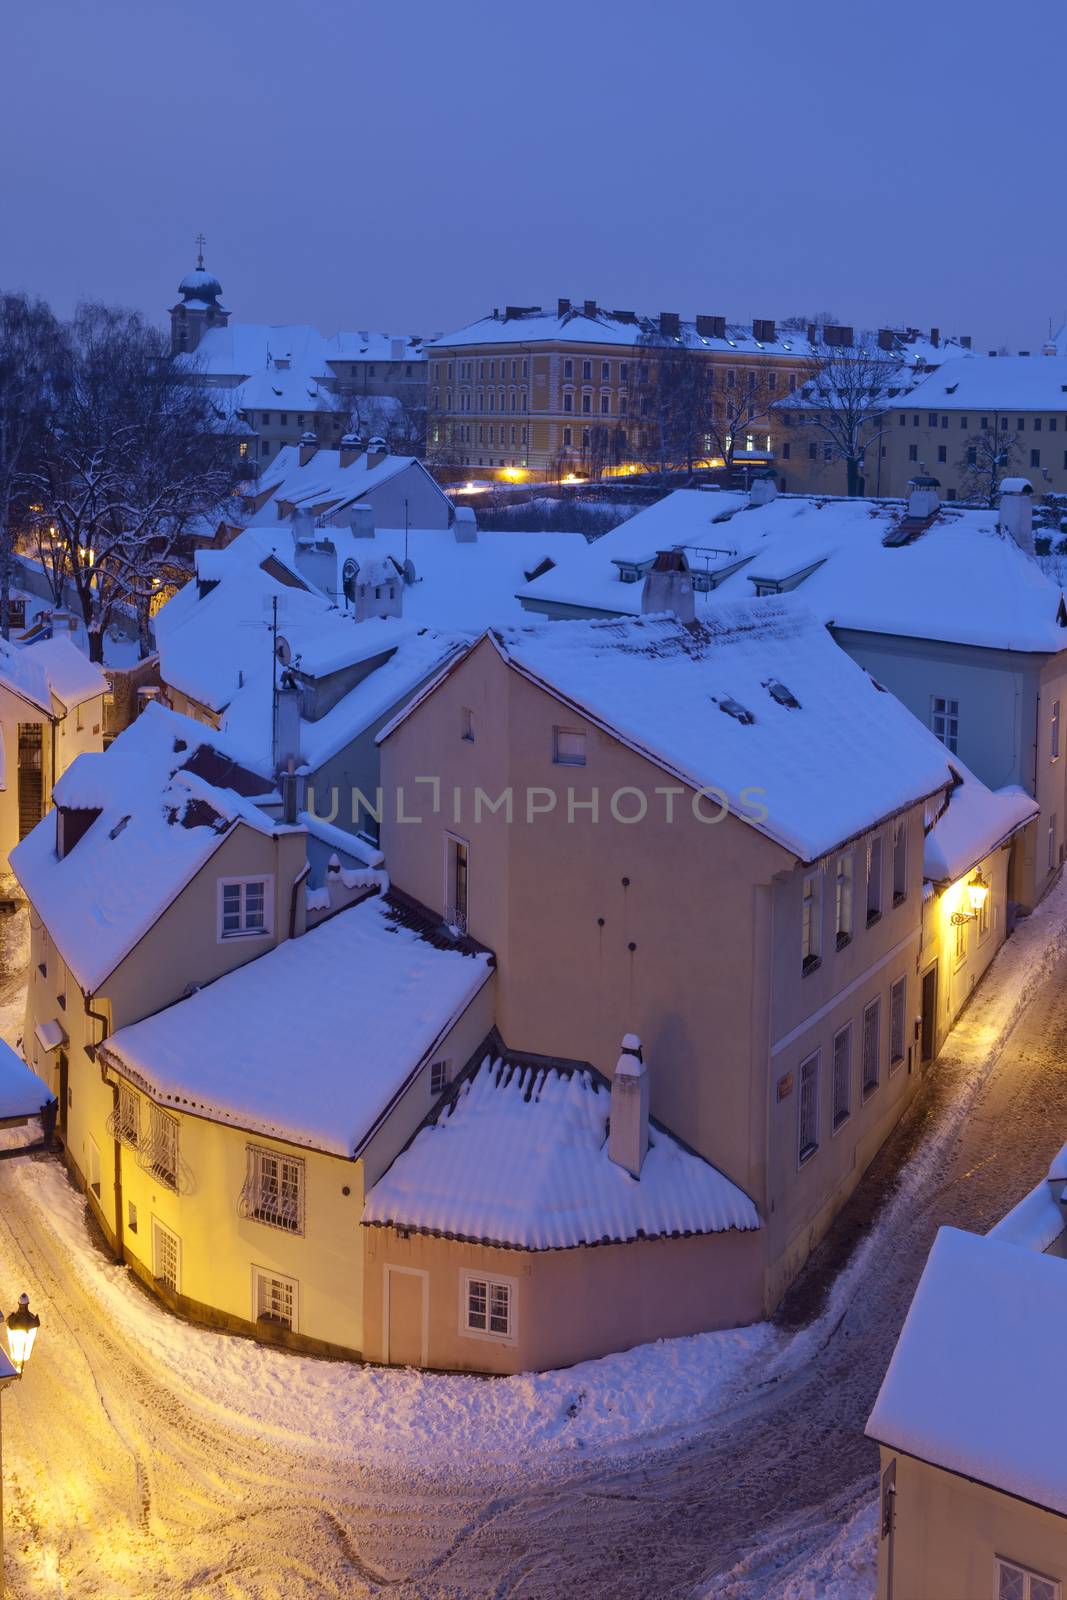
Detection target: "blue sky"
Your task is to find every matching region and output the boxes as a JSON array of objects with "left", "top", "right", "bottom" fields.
[{"left": 4, "top": 0, "right": 1063, "bottom": 349}]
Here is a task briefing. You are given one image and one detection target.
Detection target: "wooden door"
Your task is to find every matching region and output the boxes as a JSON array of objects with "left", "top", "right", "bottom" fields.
[
  {"left": 17, "top": 723, "right": 44, "bottom": 839},
  {"left": 386, "top": 1268, "right": 426, "bottom": 1367},
  {"left": 921, "top": 965, "right": 937, "bottom": 1064}
]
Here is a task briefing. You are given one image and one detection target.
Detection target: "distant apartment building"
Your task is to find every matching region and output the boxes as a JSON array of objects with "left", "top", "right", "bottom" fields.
[{"left": 168, "top": 248, "right": 427, "bottom": 465}]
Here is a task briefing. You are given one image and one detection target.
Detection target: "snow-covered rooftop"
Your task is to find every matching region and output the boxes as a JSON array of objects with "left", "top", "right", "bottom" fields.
[
  {"left": 102, "top": 893, "right": 493, "bottom": 1157},
  {"left": 474, "top": 605, "right": 955, "bottom": 863},
  {"left": 0, "top": 634, "right": 107, "bottom": 717},
  {"left": 890, "top": 353, "right": 1067, "bottom": 411},
  {"left": 0, "top": 1041, "right": 52, "bottom": 1121},
  {"left": 518, "top": 489, "right": 1067, "bottom": 654},
  {"left": 866, "top": 1226, "right": 1067, "bottom": 1513},
  {"left": 254, "top": 442, "right": 445, "bottom": 519},
  {"left": 181, "top": 322, "right": 425, "bottom": 394},
  {"left": 363, "top": 1055, "right": 759, "bottom": 1250},
  {"left": 10, "top": 703, "right": 283, "bottom": 994},
  {"left": 923, "top": 766, "right": 1038, "bottom": 884}
]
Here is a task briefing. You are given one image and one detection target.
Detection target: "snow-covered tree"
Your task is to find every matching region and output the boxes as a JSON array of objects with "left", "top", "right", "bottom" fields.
[
  {"left": 790, "top": 340, "right": 900, "bottom": 496},
  {"left": 956, "top": 424, "right": 1022, "bottom": 508},
  {"left": 0, "top": 293, "right": 64, "bottom": 636},
  {"left": 343, "top": 391, "right": 427, "bottom": 457}
]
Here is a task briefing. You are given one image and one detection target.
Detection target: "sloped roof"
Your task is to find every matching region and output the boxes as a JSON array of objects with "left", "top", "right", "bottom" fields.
[
  {"left": 923, "top": 765, "right": 1038, "bottom": 883},
  {"left": 10, "top": 703, "right": 284, "bottom": 993},
  {"left": 485, "top": 604, "right": 954, "bottom": 862},
  {"left": 866, "top": 1226, "right": 1067, "bottom": 1515},
  {"left": 890, "top": 353, "right": 1067, "bottom": 411},
  {"left": 24, "top": 636, "right": 109, "bottom": 712},
  {"left": 102, "top": 893, "right": 493, "bottom": 1157},
  {"left": 363, "top": 1055, "right": 759, "bottom": 1249}
]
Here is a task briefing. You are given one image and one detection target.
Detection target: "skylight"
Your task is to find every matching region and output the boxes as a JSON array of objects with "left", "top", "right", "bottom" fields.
[
  {"left": 716, "top": 697, "right": 755, "bottom": 725},
  {"left": 765, "top": 679, "right": 801, "bottom": 709}
]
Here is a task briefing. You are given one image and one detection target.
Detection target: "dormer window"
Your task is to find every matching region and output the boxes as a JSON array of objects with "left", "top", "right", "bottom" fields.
[
  {"left": 56, "top": 806, "right": 102, "bottom": 860},
  {"left": 218, "top": 877, "right": 274, "bottom": 941}
]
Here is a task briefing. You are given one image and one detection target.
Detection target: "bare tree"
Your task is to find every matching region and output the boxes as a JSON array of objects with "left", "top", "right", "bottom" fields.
[
  {"left": 343, "top": 390, "right": 427, "bottom": 457},
  {"left": 957, "top": 423, "right": 1022, "bottom": 507},
  {"left": 790, "top": 339, "right": 899, "bottom": 496},
  {"left": 0, "top": 294, "right": 64, "bottom": 636},
  {"left": 30, "top": 304, "right": 243, "bottom": 660}
]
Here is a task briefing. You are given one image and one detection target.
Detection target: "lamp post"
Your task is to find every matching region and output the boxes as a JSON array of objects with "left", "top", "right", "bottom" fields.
[
  {"left": 950, "top": 866, "right": 991, "bottom": 925},
  {"left": 0, "top": 1295, "right": 40, "bottom": 1598}
]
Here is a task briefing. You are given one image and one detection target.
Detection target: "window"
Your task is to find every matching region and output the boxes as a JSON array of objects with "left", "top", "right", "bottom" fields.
[
  {"left": 563, "top": 392, "right": 573, "bottom": 413},
  {"left": 553, "top": 727, "right": 586, "bottom": 766},
  {"left": 254, "top": 1266, "right": 297, "bottom": 1331},
  {"left": 218, "top": 877, "right": 273, "bottom": 941},
  {"left": 862, "top": 997, "right": 881, "bottom": 1096},
  {"left": 809, "top": 443, "right": 818, "bottom": 460},
  {"left": 127, "top": 1200, "right": 138, "bottom": 1234},
  {"left": 889, "top": 977, "right": 907, "bottom": 1071},
  {"left": 960, "top": 416, "right": 969, "bottom": 429},
  {"left": 832, "top": 1025, "right": 852, "bottom": 1129},
  {"left": 822, "top": 443, "right": 833, "bottom": 462},
  {"left": 464, "top": 1273, "right": 514, "bottom": 1338},
  {"left": 797, "top": 1052, "right": 819, "bottom": 1164},
  {"left": 600, "top": 392, "right": 610, "bottom": 414},
  {"left": 782, "top": 442, "right": 791, "bottom": 459},
  {"left": 461, "top": 706, "right": 474, "bottom": 743},
  {"left": 908, "top": 443, "right": 918, "bottom": 462},
  {"left": 955, "top": 910, "right": 968, "bottom": 964},
  {"left": 892, "top": 821, "right": 907, "bottom": 905},
  {"left": 897, "top": 413, "right": 906, "bottom": 427},
  {"left": 87, "top": 1135, "right": 101, "bottom": 1199},
  {"left": 581, "top": 393, "right": 591, "bottom": 414},
  {"left": 430, "top": 1060, "right": 450, "bottom": 1096},
  {"left": 928, "top": 413, "right": 938, "bottom": 428},
  {"left": 620, "top": 362, "right": 629, "bottom": 382},
  {"left": 446, "top": 834, "right": 469, "bottom": 932},
  {"left": 581, "top": 359, "right": 592, "bottom": 381},
  {"left": 978, "top": 883, "right": 991, "bottom": 940},
  {"left": 938, "top": 445, "right": 947, "bottom": 463},
  {"left": 562, "top": 426, "right": 572, "bottom": 447},
  {"left": 600, "top": 361, "right": 609, "bottom": 380},
  {"left": 996, "top": 1557, "right": 1060, "bottom": 1600},
  {"left": 147, "top": 1105, "right": 179, "bottom": 1190},
  {"left": 1053, "top": 701, "right": 1061, "bottom": 761},
  {"left": 115, "top": 1081, "right": 139, "bottom": 1148},
  {"left": 563, "top": 358, "right": 573, "bottom": 379},
  {"left": 243, "top": 1144, "right": 304, "bottom": 1233},
  {"left": 801, "top": 873, "right": 821, "bottom": 972},
  {"left": 967, "top": 446, "right": 978, "bottom": 466},
  {"left": 1034, "top": 417, "right": 1043, "bottom": 432},
  {"left": 866, "top": 835, "right": 883, "bottom": 925},
  {"left": 1031, "top": 448, "right": 1041, "bottom": 468},
  {"left": 152, "top": 1219, "right": 180, "bottom": 1293},
  {"left": 835, "top": 854, "right": 854, "bottom": 948},
  {"left": 931, "top": 696, "right": 959, "bottom": 753},
  {"left": 1018, "top": 418, "right": 1025, "bottom": 431}
]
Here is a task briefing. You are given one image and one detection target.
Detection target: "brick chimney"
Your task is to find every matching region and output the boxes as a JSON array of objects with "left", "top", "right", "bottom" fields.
[
  {"left": 339, "top": 433, "right": 365, "bottom": 468},
  {"left": 298, "top": 431, "right": 318, "bottom": 467},
  {"left": 696, "top": 314, "right": 726, "bottom": 340},
  {"left": 557, "top": 297, "right": 571, "bottom": 318},
  {"left": 583, "top": 298, "right": 598, "bottom": 319},
  {"left": 641, "top": 549, "right": 695, "bottom": 622},
  {"left": 659, "top": 311, "right": 680, "bottom": 338},
  {"left": 608, "top": 1034, "right": 649, "bottom": 1179},
  {"left": 930, "top": 327, "right": 940, "bottom": 348},
  {"left": 878, "top": 328, "right": 896, "bottom": 351}
]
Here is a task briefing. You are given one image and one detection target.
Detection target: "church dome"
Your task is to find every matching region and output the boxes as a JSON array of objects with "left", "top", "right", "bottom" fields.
[{"left": 178, "top": 264, "right": 223, "bottom": 303}]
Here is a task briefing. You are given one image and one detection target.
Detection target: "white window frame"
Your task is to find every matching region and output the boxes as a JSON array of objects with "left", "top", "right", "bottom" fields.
[
  {"left": 152, "top": 1218, "right": 181, "bottom": 1293},
  {"left": 444, "top": 832, "right": 470, "bottom": 933},
  {"left": 797, "top": 1051, "right": 820, "bottom": 1165},
  {"left": 996, "top": 1555, "right": 1061, "bottom": 1600},
  {"left": 889, "top": 976, "right": 907, "bottom": 1073},
  {"left": 835, "top": 852, "right": 854, "bottom": 948},
  {"left": 892, "top": 821, "right": 907, "bottom": 906},
  {"left": 217, "top": 875, "right": 274, "bottom": 943},
  {"left": 862, "top": 996, "right": 882, "bottom": 1098},
  {"left": 430, "top": 1059, "right": 450, "bottom": 1096},
  {"left": 831, "top": 1023, "right": 852, "bottom": 1132},
  {"left": 553, "top": 726, "right": 587, "bottom": 767},
  {"left": 931, "top": 695, "right": 959, "bottom": 753},
  {"left": 801, "top": 872, "right": 822, "bottom": 973},
  {"left": 460, "top": 1269, "right": 518, "bottom": 1343},
  {"left": 252, "top": 1265, "right": 298, "bottom": 1332},
  {"left": 243, "top": 1144, "right": 304, "bottom": 1234}
]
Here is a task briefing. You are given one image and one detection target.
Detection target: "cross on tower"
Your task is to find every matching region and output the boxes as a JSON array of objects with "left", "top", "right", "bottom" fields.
[{"left": 195, "top": 232, "right": 206, "bottom": 268}]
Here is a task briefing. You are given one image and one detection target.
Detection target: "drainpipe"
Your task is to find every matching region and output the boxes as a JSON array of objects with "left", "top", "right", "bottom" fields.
[
  {"left": 288, "top": 859, "right": 311, "bottom": 941},
  {"left": 84, "top": 993, "right": 124, "bottom": 1267}
]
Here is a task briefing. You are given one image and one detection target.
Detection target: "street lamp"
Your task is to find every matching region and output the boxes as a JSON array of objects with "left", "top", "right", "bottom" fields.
[
  {"left": 5, "top": 1296, "right": 39, "bottom": 1376},
  {"left": 951, "top": 867, "right": 990, "bottom": 925}
]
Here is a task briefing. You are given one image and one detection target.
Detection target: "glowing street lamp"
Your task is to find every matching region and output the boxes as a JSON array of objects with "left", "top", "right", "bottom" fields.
[
  {"left": 4, "top": 1296, "right": 39, "bottom": 1376},
  {"left": 951, "top": 867, "right": 990, "bottom": 925}
]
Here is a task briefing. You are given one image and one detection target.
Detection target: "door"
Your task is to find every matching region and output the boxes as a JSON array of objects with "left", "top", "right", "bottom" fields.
[
  {"left": 17, "top": 723, "right": 44, "bottom": 839},
  {"left": 386, "top": 1267, "right": 426, "bottom": 1367},
  {"left": 921, "top": 965, "right": 938, "bottom": 1064}
]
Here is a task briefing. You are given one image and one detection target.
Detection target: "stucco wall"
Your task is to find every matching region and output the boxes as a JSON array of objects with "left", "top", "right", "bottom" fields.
[
  {"left": 877, "top": 1447, "right": 1066, "bottom": 1600},
  {"left": 363, "top": 1223, "right": 765, "bottom": 1373}
]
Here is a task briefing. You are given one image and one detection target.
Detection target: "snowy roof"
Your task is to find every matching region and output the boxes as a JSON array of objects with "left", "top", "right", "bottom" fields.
[
  {"left": 363, "top": 1055, "right": 759, "bottom": 1250},
  {"left": 254, "top": 443, "right": 444, "bottom": 518},
  {"left": 518, "top": 489, "right": 1067, "bottom": 654},
  {"left": 0, "top": 634, "right": 105, "bottom": 717},
  {"left": 10, "top": 703, "right": 283, "bottom": 994},
  {"left": 235, "top": 369, "right": 335, "bottom": 413},
  {"left": 472, "top": 605, "right": 955, "bottom": 862},
  {"left": 890, "top": 353, "right": 1067, "bottom": 412},
  {"left": 866, "top": 1227, "right": 1067, "bottom": 1514},
  {"left": 322, "top": 331, "right": 426, "bottom": 364},
  {"left": 101, "top": 894, "right": 493, "bottom": 1157},
  {"left": 181, "top": 322, "right": 425, "bottom": 389},
  {"left": 923, "top": 766, "right": 1038, "bottom": 883},
  {"left": 0, "top": 1041, "right": 53, "bottom": 1120}
]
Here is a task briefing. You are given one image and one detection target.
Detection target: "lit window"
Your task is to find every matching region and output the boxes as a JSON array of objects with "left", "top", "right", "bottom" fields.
[
  {"left": 218, "top": 877, "right": 273, "bottom": 940},
  {"left": 464, "top": 1274, "right": 514, "bottom": 1338},
  {"left": 147, "top": 1105, "right": 179, "bottom": 1190},
  {"left": 115, "top": 1081, "right": 139, "bottom": 1148},
  {"left": 254, "top": 1267, "right": 297, "bottom": 1331},
  {"left": 797, "top": 1052, "right": 819, "bottom": 1164},
  {"left": 931, "top": 696, "right": 959, "bottom": 753},
  {"left": 553, "top": 727, "right": 586, "bottom": 766},
  {"left": 243, "top": 1145, "right": 304, "bottom": 1233}
]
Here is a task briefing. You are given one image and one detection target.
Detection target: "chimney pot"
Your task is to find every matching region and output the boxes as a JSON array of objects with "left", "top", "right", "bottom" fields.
[
  {"left": 608, "top": 1033, "right": 649, "bottom": 1178},
  {"left": 641, "top": 549, "right": 695, "bottom": 622}
]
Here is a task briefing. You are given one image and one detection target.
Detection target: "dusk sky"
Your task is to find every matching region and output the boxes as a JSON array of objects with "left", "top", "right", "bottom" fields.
[{"left": 5, "top": 0, "right": 1064, "bottom": 350}]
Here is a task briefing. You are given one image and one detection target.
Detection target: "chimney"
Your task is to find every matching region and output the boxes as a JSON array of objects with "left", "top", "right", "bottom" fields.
[
  {"left": 366, "top": 434, "right": 388, "bottom": 469},
  {"left": 290, "top": 507, "right": 315, "bottom": 547},
  {"left": 930, "top": 327, "right": 940, "bottom": 348},
  {"left": 696, "top": 314, "right": 726, "bottom": 340},
  {"left": 290, "top": 525, "right": 336, "bottom": 596},
  {"left": 608, "top": 1034, "right": 649, "bottom": 1179},
  {"left": 960, "top": 335, "right": 972, "bottom": 350},
  {"left": 641, "top": 549, "right": 695, "bottom": 623},
  {"left": 453, "top": 504, "right": 478, "bottom": 543},
  {"left": 749, "top": 471, "right": 778, "bottom": 508},
  {"left": 339, "top": 433, "right": 365, "bottom": 468},
  {"left": 350, "top": 557, "right": 403, "bottom": 623},
  {"left": 907, "top": 474, "right": 941, "bottom": 520},
  {"left": 998, "top": 478, "right": 1035, "bottom": 555},
  {"left": 349, "top": 503, "right": 375, "bottom": 539},
  {"left": 807, "top": 323, "right": 818, "bottom": 346},
  {"left": 753, "top": 318, "right": 776, "bottom": 343},
  {"left": 583, "top": 298, "right": 597, "bottom": 319},
  {"left": 878, "top": 328, "right": 895, "bottom": 351},
  {"left": 298, "top": 430, "right": 318, "bottom": 467},
  {"left": 281, "top": 758, "right": 298, "bottom": 825},
  {"left": 390, "top": 337, "right": 405, "bottom": 362},
  {"left": 1043, "top": 342, "right": 1057, "bottom": 357},
  {"left": 659, "top": 311, "right": 680, "bottom": 338},
  {"left": 557, "top": 297, "right": 571, "bottom": 318},
  {"left": 274, "top": 682, "right": 303, "bottom": 773}
]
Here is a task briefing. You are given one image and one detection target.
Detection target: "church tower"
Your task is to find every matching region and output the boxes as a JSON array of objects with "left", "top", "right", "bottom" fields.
[{"left": 169, "top": 235, "right": 230, "bottom": 355}]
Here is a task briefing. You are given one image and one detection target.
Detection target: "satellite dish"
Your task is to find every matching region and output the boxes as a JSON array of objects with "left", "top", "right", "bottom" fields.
[
  {"left": 342, "top": 557, "right": 359, "bottom": 605},
  {"left": 275, "top": 635, "right": 292, "bottom": 666}
]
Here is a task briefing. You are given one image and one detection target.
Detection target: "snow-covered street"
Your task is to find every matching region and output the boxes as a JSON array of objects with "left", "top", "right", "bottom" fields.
[{"left": 1, "top": 875, "right": 1066, "bottom": 1598}]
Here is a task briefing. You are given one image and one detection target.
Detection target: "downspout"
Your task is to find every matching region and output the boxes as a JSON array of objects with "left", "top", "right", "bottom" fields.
[
  {"left": 84, "top": 993, "right": 124, "bottom": 1266},
  {"left": 288, "top": 859, "right": 311, "bottom": 941}
]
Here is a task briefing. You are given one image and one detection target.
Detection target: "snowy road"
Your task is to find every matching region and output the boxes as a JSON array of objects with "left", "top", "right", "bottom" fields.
[{"left": 0, "top": 881, "right": 1065, "bottom": 1598}]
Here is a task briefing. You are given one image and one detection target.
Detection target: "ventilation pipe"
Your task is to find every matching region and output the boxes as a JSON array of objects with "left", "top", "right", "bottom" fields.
[{"left": 608, "top": 1034, "right": 649, "bottom": 1178}]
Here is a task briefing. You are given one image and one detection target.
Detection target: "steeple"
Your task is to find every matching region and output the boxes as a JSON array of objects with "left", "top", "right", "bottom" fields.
[{"left": 170, "top": 234, "right": 229, "bottom": 355}]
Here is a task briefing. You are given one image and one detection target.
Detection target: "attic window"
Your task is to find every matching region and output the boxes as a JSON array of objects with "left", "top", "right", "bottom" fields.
[
  {"left": 717, "top": 697, "right": 755, "bottom": 725},
  {"left": 765, "top": 680, "right": 801, "bottom": 709}
]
